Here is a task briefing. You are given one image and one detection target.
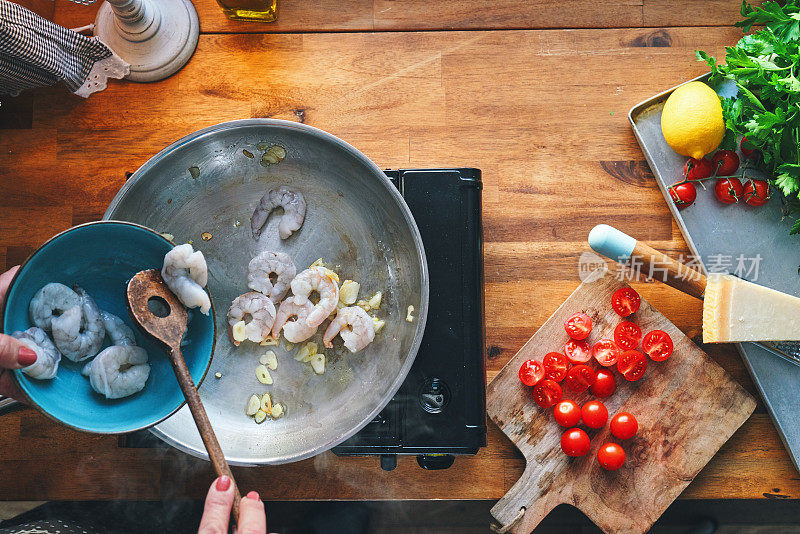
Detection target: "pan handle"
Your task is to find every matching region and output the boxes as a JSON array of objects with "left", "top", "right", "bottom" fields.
[{"left": 0, "top": 395, "right": 24, "bottom": 416}]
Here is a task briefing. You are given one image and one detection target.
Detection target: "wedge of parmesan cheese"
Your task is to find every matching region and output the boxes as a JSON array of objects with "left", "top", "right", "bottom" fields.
[{"left": 703, "top": 273, "right": 800, "bottom": 343}]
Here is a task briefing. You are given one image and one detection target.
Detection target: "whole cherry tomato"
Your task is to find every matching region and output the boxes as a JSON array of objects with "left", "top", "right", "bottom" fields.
[
  {"left": 561, "top": 428, "right": 591, "bottom": 457},
  {"left": 532, "top": 379, "right": 563, "bottom": 409},
  {"left": 611, "top": 287, "right": 641, "bottom": 317},
  {"left": 519, "top": 359, "right": 545, "bottom": 386},
  {"left": 564, "top": 312, "right": 592, "bottom": 340},
  {"left": 592, "top": 339, "right": 620, "bottom": 367},
  {"left": 617, "top": 350, "right": 647, "bottom": 381},
  {"left": 669, "top": 182, "right": 697, "bottom": 209},
  {"left": 613, "top": 321, "right": 642, "bottom": 350},
  {"left": 715, "top": 177, "right": 744, "bottom": 204},
  {"left": 590, "top": 369, "right": 616, "bottom": 398},
  {"left": 565, "top": 364, "right": 595, "bottom": 392},
  {"left": 543, "top": 352, "right": 569, "bottom": 382},
  {"left": 581, "top": 400, "right": 609, "bottom": 429},
  {"left": 743, "top": 179, "right": 769, "bottom": 207},
  {"left": 597, "top": 442, "right": 626, "bottom": 470},
  {"left": 610, "top": 412, "right": 638, "bottom": 440},
  {"left": 683, "top": 157, "right": 713, "bottom": 180},
  {"left": 711, "top": 150, "right": 740, "bottom": 176},
  {"left": 642, "top": 330, "right": 673, "bottom": 362},
  {"left": 553, "top": 400, "right": 582, "bottom": 428}
]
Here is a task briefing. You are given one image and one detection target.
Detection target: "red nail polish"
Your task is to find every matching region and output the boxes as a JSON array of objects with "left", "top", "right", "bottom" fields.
[
  {"left": 246, "top": 491, "right": 260, "bottom": 500},
  {"left": 216, "top": 476, "right": 231, "bottom": 492},
  {"left": 18, "top": 347, "right": 37, "bottom": 366}
]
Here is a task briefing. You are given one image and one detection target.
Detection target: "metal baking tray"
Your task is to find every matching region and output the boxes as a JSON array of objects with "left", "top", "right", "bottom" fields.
[{"left": 630, "top": 73, "right": 800, "bottom": 473}]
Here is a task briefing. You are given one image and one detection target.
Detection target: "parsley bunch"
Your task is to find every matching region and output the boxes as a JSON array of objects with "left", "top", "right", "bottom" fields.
[{"left": 698, "top": 0, "right": 800, "bottom": 232}]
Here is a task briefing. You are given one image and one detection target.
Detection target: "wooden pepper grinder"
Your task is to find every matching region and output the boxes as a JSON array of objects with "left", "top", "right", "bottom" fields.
[{"left": 93, "top": 0, "right": 199, "bottom": 82}]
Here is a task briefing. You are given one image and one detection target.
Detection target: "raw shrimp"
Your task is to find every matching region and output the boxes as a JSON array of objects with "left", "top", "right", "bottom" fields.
[
  {"left": 271, "top": 296, "right": 317, "bottom": 343},
  {"left": 227, "top": 291, "right": 277, "bottom": 344},
  {"left": 291, "top": 266, "right": 340, "bottom": 328},
  {"left": 247, "top": 250, "right": 296, "bottom": 303},
  {"left": 82, "top": 345, "right": 150, "bottom": 399},
  {"left": 51, "top": 286, "right": 105, "bottom": 362},
  {"left": 12, "top": 327, "right": 61, "bottom": 380},
  {"left": 250, "top": 186, "right": 306, "bottom": 240},
  {"left": 323, "top": 306, "right": 376, "bottom": 353},
  {"left": 100, "top": 310, "right": 136, "bottom": 346},
  {"left": 162, "top": 243, "right": 211, "bottom": 315},
  {"left": 29, "top": 282, "right": 80, "bottom": 332}
]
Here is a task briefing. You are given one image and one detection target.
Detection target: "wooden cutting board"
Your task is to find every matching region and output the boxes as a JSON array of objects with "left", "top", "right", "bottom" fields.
[{"left": 488, "top": 272, "right": 756, "bottom": 534}]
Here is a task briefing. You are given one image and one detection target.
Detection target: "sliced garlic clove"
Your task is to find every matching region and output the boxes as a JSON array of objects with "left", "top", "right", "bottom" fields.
[
  {"left": 271, "top": 403, "right": 284, "bottom": 419},
  {"left": 406, "top": 305, "right": 415, "bottom": 322},
  {"left": 255, "top": 365, "right": 273, "bottom": 385},
  {"left": 254, "top": 409, "right": 267, "bottom": 424},
  {"left": 372, "top": 318, "right": 386, "bottom": 333},
  {"left": 260, "top": 335, "right": 278, "bottom": 346},
  {"left": 232, "top": 320, "right": 247, "bottom": 343},
  {"left": 356, "top": 300, "right": 371, "bottom": 312},
  {"left": 310, "top": 258, "right": 324, "bottom": 268},
  {"left": 260, "top": 393, "right": 272, "bottom": 413},
  {"left": 310, "top": 352, "right": 326, "bottom": 374},
  {"left": 266, "top": 350, "right": 278, "bottom": 370},
  {"left": 339, "top": 280, "right": 360, "bottom": 305},
  {"left": 368, "top": 291, "right": 383, "bottom": 309},
  {"left": 246, "top": 394, "right": 260, "bottom": 416},
  {"left": 295, "top": 341, "right": 317, "bottom": 361}
]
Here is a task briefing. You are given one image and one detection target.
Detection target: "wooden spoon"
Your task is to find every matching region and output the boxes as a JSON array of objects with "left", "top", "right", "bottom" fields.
[{"left": 127, "top": 269, "right": 241, "bottom": 521}]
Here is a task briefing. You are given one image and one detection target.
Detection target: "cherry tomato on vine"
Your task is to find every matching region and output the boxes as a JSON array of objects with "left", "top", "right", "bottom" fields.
[
  {"left": 543, "top": 352, "right": 569, "bottom": 382},
  {"left": 519, "top": 359, "right": 545, "bottom": 386},
  {"left": 715, "top": 177, "right": 744, "bottom": 204},
  {"left": 613, "top": 321, "right": 642, "bottom": 350},
  {"left": 565, "top": 339, "right": 591, "bottom": 364},
  {"left": 683, "top": 157, "right": 713, "bottom": 180},
  {"left": 590, "top": 369, "right": 616, "bottom": 398},
  {"left": 617, "top": 350, "right": 647, "bottom": 381},
  {"left": 565, "top": 364, "right": 595, "bottom": 392},
  {"left": 610, "top": 412, "right": 638, "bottom": 440},
  {"left": 741, "top": 137, "right": 761, "bottom": 161},
  {"left": 553, "top": 400, "right": 582, "bottom": 428},
  {"left": 592, "top": 339, "right": 620, "bottom": 367},
  {"left": 743, "top": 179, "right": 769, "bottom": 207},
  {"left": 564, "top": 312, "right": 592, "bottom": 340},
  {"left": 532, "top": 379, "right": 563, "bottom": 409},
  {"left": 581, "top": 400, "right": 609, "bottom": 429},
  {"left": 711, "top": 150, "right": 740, "bottom": 176},
  {"left": 669, "top": 182, "right": 697, "bottom": 209},
  {"left": 642, "top": 330, "right": 673, "bottom": 362},
  {"left": 611, "top": 287, "right": 641, "bottom": 317},
  {"left": 561, "top": 428, "right": 591, "bottom": 457},
  {"left": 597, "top": 442, "right": 626, "bottom": 470}
]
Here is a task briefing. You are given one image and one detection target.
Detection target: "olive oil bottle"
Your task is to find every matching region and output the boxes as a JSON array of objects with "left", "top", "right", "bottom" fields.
[{"left": 216, "top": 0, "right": 277, "bottom": 22}]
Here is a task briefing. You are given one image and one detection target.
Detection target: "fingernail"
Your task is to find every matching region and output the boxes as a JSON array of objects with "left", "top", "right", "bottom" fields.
[
  {"left": 216, "top": 475, "right": 231, "bottom": 492},
  {"left": 18, "top": 347, "right": 36, "bottom": 366},
  {"left": 246, "top": 491, "right": 260, "bottom": 501}
]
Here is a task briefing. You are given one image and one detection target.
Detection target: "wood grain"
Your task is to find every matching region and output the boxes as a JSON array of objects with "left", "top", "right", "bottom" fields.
[
  {"left": 488, "top": 273, "right": 756, "bottom": 533},
  {"left": 0, "top": 20, "right": 794, "bottom": 502}
]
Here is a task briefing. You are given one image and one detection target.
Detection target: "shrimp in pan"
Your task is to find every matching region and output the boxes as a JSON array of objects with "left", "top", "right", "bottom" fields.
[
  {"left": 271, "top": 296, "right": 317, "bottom": 343},
  {"left": 290, "top": 266, "right": 339, "bottom": 328},
  {"left": 247, "top": 250, "right": 296, "bottom": 303},
  {"left": 162, "top": 243, "right": 211, "bottom": 315},
  {"left": 323, "top": 306, "right": 375, "bottom": 353},
  {"left": 228, "top": 291, "right": 276, "bottom": 345},
  {"left": 251, "top": 186, "right": 306, "bottom": 240}
]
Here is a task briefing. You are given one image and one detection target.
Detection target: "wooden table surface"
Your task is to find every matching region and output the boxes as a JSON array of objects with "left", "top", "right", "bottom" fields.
[{"left": 1, "top": 0, "right": 799, "bottom": 503}]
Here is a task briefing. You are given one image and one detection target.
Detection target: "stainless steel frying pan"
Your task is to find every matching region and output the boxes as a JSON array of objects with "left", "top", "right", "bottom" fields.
[{"left": 102, "top": 119, "right": 428, "bottom": 465}]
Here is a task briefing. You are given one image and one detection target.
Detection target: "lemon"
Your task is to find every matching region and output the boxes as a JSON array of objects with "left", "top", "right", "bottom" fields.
[{"left": 661, "top": 81, "right": 725, "bottom": 159}]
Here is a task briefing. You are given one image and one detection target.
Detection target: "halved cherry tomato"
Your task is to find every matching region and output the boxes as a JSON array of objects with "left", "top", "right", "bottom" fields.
[
  {"left": 565, "top": 364, "right": 595, "bottom": 392},
  {"left": 565, "top": 339, "right": 591, "bottom": 363},
  {"left": 642, "top": 330, "right": 673, "bottom": 362},
  {"left": 590, "top": 369, "right": 616, "bottom": 398},
  {"left": 683, "top": 157, "right": 713, "bottom": 180},
  {"left": 518, "top": 359, "right": 545, "bottom": 386},
  {"left": 611, "top": 287, "right": 641, "bottom": 317},
  {"left": 613, "top": 321, "right": 642, "bottom": 350},
  {"left": 610, "top": 412, "right": 638, "bottom": 440},
  {"left": 592, "top": 339, "right": 620, "bottom": 367},
  {"left": 617, "top": 350, "right": 647, "bottom": 381},
  {"left": 532, "top": 379, "right": 563, "bottom": 409},
  {"left": 711, "top": 150, "right": 740, "bottom": 176},
  {"left": 669, "top": 182, "right": 697, "bottom": 209},
  {"left": 564, "top": 312, "right": 592, "bottom": 340},
  {"left": 561, "top": 428, "right": 591, "bottom": 457},
  {"left": 715, "top": 177, "right": 743, "bottom": 204},
  {"left": 743, "top": 179, "right": 769, "bottom": 207},
  {"left": 543, "top": 352, "right": 569, "bottom": 382},
  {"left": 553, "top": 400, "right": 582, "bottom": 428},
  {"left": 581, "top": 400, "right": 608, "bottom": 429},
  {"left": 741, "top": 137, "right": 761, "bottom": 161},
  {"left": 597, "top": 442, "right": 625, "bottom": 470}
]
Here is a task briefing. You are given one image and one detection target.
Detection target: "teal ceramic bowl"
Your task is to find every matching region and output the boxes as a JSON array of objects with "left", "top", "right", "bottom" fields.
[{"left": 2, "top": 221, "right": 215, "bottom": 434}]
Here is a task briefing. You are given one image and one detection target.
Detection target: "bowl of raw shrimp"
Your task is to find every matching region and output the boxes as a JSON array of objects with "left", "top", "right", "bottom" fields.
[{"left": 2, "top": 221, "right": 215, "bottom": 433}]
